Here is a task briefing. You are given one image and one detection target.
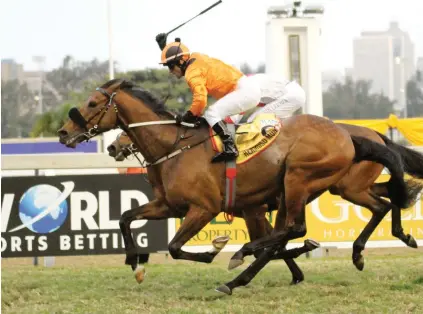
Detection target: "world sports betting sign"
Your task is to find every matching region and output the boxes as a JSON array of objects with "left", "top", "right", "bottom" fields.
[
  {"left": 1, "top": 174, "right": 168, "bottom": 257},
  {"left": 175, "top": 174, "right": 423, "bottom": 246}
]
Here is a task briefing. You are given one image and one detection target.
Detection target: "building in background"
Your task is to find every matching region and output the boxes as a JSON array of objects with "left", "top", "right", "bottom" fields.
[
  {"left": 1, "top": 59, "right": 24, "bottom": 82},
  {"left": 352, "top": 21, "right": 415, "bottom": 117},
  {"left": 353, "top": 35, "right": 395, "bottom": 98},
  {"left": 265, "top": 1, "right": 324, "bottom": 116},
  {"left": 1, "top": 59, "right": 42, "bottom": 91},
  {"left": 416, "top": 57, "right": 423, "bottom": 74}
]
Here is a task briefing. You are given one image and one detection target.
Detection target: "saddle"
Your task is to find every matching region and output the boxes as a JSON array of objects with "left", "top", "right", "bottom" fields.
[{"left": 210, "top": 113, "right": 282, "bottom": 165}]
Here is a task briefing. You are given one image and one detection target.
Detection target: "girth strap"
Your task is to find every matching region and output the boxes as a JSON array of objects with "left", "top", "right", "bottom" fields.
[{"left": 224, "top": 123, "right": 237, "bottom": 223}]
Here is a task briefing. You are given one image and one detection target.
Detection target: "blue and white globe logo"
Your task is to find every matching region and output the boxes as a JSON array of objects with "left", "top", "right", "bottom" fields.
[{"left": 17, "top": 184, "right": 71, "bottom": 234}]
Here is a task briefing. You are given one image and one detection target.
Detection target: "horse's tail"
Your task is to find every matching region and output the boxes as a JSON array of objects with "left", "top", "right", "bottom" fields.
[
  {"left": 376, "top": 131, "right": 423, "bottom": 179},
  {"left": 351, "top": 135, "right": 415, "bottom": 209}
]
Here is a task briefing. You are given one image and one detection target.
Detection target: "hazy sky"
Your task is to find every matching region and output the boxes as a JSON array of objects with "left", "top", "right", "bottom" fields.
[{"left": 1, "top": 0, "right": 423, "bottom": 73}]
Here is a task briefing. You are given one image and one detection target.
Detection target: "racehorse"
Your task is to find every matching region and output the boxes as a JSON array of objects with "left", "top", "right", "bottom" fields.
[
  {"left": 108, "top": 128, "right": 422, "bottom": 281},
  {"left": 57, "top": 79, "right": 416, "bottom": 293},
  {"left": 107, "top": 131, "right": 316, "bottom": 284}
]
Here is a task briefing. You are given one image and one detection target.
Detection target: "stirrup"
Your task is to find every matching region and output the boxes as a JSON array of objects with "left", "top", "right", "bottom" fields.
[{"left": 211, "top": 151, "right": 238, "bottom": 163}]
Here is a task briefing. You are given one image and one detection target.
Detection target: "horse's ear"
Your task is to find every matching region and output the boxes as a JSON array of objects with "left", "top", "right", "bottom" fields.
[{"left": 119, "top": 79, "right": 135, "bottom": 90}]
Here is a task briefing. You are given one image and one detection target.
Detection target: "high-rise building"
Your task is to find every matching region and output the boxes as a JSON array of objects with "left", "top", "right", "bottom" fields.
[{"left": 352, "top": 21, "right": 415, "bottom": 117}]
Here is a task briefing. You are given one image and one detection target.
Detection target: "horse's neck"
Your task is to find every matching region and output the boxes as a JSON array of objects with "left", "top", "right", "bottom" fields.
[{"left": 117, "top": 98, "right": 177, "bottom": 163}]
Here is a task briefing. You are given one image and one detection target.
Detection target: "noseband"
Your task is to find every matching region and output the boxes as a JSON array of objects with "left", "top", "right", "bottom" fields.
[
  {"left": 116, "top": 132, "right": 139, "bottom": 156},
  {"left": 68, "top": 87, "right": 119, "bottom": 141}
]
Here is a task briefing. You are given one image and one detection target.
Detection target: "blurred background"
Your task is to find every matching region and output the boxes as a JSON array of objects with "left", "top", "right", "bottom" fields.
[{"left": 1, "top": 0, "right": 422, "bottom": 140}]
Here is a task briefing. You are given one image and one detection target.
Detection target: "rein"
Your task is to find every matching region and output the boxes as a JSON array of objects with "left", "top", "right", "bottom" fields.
[
  {"left": 69, "top": 87, "right": 216, "bottom": 168},
  {"left": 127, "top": 123, "right": 214, "bottom": 167}
]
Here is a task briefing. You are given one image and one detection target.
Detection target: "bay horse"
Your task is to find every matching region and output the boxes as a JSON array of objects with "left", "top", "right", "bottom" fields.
[
  {"left": 57, "top": 79, "right": 415, "bottom": 292},
  {"left": 108, "top": 129, "right": 422, "bottom": 281}
]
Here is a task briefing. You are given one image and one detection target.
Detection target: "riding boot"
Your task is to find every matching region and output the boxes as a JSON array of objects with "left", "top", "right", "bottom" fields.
[{"left": 211, "top": 121, "right": 239, "bottom": 163}]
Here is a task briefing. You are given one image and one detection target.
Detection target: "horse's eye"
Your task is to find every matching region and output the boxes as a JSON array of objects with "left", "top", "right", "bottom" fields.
[{"left": 88, "top": 101, "right": 97, "bottom": 108}]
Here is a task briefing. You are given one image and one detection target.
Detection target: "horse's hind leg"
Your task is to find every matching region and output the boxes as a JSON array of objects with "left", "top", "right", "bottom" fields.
[
  {"left": 338, "top": 189, "right": 392, "bottom": 270},
  {"left": 168, "top": 205, "right": 228, "bottom": 263},
  {"left": 344, "top": 182, "right": 419, "bottom": 271},
  {"left": 372, "top": 181, "right": 419, "bottom": 248},
  {"left": 387, "top": 179, "right": 421, "bottom": 248},
  {"left": 217, "top": 173, "right": 311, "bottom": 295},
  {"left": 243, "top": 206, "right": 305, "bottom": 285},
  {"left": 370, "top": 182, "right": 389, "bottom": 198}
]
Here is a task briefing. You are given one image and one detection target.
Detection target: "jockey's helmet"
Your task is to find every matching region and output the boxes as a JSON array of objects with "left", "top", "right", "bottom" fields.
[{"left": 159, "top": 39, "right": 191, "bottom": 68}]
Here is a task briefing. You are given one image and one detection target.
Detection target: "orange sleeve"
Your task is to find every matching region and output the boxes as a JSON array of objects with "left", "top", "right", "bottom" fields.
[{"left": 185, "top": 68, "right": 208, "bottom": 116}]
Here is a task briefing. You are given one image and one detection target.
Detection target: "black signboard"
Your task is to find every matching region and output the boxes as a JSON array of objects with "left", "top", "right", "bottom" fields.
[{"left": 1, "top": 174, "right": 168, "bottom": 257}]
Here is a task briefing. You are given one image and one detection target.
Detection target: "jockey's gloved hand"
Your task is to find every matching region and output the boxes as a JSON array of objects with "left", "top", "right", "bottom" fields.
[
  {"left": 176, "top": 110, "right": 199, "bottom": 126},
  {"left": 156, "top": 33, "right": 167, "bottom": 50}
]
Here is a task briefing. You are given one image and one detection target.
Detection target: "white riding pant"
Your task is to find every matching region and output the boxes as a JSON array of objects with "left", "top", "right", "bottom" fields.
[
  {"left": 217, "top": 73, "right": 305, "bottom": 124},
  {"left": 203, "top": 75, "right": 262, "bottom": 126},
  {"left": 246, "top": 79, "right": 306, "bottom": 123}
]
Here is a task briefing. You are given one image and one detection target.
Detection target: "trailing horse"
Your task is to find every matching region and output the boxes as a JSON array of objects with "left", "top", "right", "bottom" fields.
[{"left": 109, "top": 126, "right": 422, "bottom": 280}]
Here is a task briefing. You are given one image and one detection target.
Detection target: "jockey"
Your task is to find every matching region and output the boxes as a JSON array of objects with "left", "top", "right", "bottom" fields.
[
  {"left": 155, "top": 34, "right": 306, "bottom": 162},
  {"left": 156, "top": 33, "right": 262, "bottom": 163}
]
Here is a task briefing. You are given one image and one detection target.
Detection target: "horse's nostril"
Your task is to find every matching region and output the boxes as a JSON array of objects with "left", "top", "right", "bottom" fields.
[
  {"left": 57, "top": 129, "right": 68, "bottom": 137},
  {"left": 107, "top": 145, "right": 116, "bottom": 155}
]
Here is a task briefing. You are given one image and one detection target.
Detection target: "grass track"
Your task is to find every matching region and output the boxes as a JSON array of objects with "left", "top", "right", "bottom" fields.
[{"left": 2, "top": 251, "right": 423, "bottom": 313}]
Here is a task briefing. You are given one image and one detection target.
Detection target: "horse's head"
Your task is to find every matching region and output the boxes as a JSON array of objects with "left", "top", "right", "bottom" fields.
[
  {"left": 57, "top": 79, "right": 127, "bottom": 148},
  {"left": 58, "top": 78, "right": 172, "bottom": 148},
  {"left": 107, "top": 131, "right": 138, "bottom": 161}
]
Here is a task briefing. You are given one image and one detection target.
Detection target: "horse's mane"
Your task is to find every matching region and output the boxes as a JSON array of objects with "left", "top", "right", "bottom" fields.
[{"left": 101, "top": 78, "right": 175, "bottom": 119}]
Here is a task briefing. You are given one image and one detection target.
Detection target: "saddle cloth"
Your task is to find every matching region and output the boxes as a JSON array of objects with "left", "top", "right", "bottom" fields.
[{"left": 210, "top": 113, "right": 282, "bottom": 165}]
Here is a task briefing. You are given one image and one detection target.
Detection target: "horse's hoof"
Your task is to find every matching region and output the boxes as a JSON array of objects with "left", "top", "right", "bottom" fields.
[
  {"left": 215, "top": 284, "right": 232, "bottom": 295},
  {"left": 228, "top": 258, "right": 244, "bottom": 270},
  {"left": 290, "top": 277, "right": 304, "bottom": 285},
  {"left": 212, "top": 236, "right": 230, "bottom": 250},
  {"left": 353, "top": 255, "right": 364, "bottom": 271},
  {"left": 304, "top": 239, "right": 320, "bottom": 250},
  {"left": 407, "top": 235, "right": 418, "bottom": 248},
  {"left": 134, "top": 265, "right": 146, "bottom": 284}
]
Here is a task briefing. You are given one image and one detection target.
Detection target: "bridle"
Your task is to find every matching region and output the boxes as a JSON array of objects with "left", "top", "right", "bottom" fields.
[
  {"left": 114, "top": 132, "right": 144, "bottom": 165},
  {"left": 68, "top": 86, "right": 214, "bottom": 167},
  {"left": 68, "top": 87, "right": 119, "bottom": 141}
]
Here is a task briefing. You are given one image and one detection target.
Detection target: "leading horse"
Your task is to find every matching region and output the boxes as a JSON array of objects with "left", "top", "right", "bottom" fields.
[{"left": 57, "top": 79, "right": 416, "bottom": 293}]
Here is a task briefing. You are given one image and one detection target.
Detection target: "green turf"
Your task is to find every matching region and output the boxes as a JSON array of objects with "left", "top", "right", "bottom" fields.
[{"left": 2, "top": 255, "right": 423, "bottom": 314}]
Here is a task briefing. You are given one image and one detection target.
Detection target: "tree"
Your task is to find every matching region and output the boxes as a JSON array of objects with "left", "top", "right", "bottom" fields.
[
  {"left": 406, "top": 72, "right": 423, "bottom": 117},
  {"left": 256, "top": 63, "right": 266, "bottom": 74},
  {"left": 127, "top": 68, "right": 193, "bottom": 113},
  {"left": 240, "top": 63, "right": 266, "bottom": 75},
  {"left": 31, "top": 103, "right": 74, "bottom": 137},
  {"left": 1, "top": 80, "right": 36, "bottom": 138},
  {"left": 240, "top": 63, "right": 254, "bottom": 75},
  {"left": 42, "top": 55, "right": 112, "bottom": 112},
  {"left": 31, "top": 68, "right": 194, "bottom": 136},
  {"left": 30, "top": 56, "right": 116, "bottom": 137},
  {"left": 323, "top": 77, "right": 395, "bottom": 119}
]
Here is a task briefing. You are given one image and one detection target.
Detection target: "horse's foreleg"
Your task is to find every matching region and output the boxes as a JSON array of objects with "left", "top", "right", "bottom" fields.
[
  {"left": 168, "top": 205, "right": 227, "bottom": 263},
  {"left": 119, "top": 199, "right": 174, "bottom": 270}
]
